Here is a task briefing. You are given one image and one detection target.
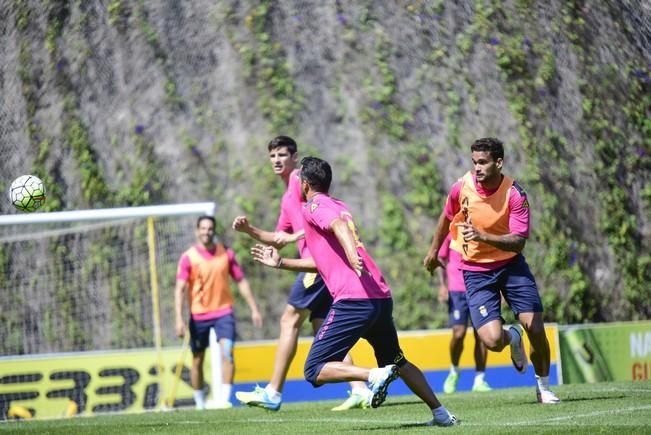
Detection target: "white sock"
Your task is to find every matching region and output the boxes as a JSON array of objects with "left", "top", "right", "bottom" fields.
[
  {"left": 193, "top": 389, "right": 206, "bottom": 409},
  {"left": 433, "top": 405, "right": 451, "bottom": 421},
  {"left": 264, "top": 384, "right": 282, "bottom": 402},
  {"left": 536, "top": 375, "right": 550, "bottom": 391},
  {"left": 474, "top": 371, "right": 485, "bottom": 384},
  {"left": 450, "top": 365, "right": 459, "bottom": 375},
  {"left": 221, "top": 384, "right": 232, "bottom": 403}
]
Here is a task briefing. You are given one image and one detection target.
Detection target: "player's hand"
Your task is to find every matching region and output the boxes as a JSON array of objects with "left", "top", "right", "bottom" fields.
[
  {"left": 455, "top": 222, "right": 483, "bottom": 242},
  {"left": 251, "top": 309, "right": 263, "bottom": 328},
  {"left": 251, "top": 244, "right": 281, "bottom": 268},
  {"left": 349, "top": 253, "right": 364, "bottom": 277},
  {"left": 175, "top": 319, "right": 186, "bottom": 338},
  {"left": 423, "top": 252, "right": 443, "bottom": 275},
  {"left": 273, "top": 231, "right": 294, "bottom": 248},
  {"left": 232, "top": 215, "right": 250, "bottom": 232},
  {"left": 438, "top": 285, "right": 449, "bottom": 303}
]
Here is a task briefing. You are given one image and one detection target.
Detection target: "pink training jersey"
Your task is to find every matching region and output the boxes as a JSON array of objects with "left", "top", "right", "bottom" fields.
[
  {"left": 444, "top": 174, "right": 530, "bottom": 272},
  {"left": 301, "top": 194, "right": 391, "bottom": 303},
  {"left": 437, "top": 234, "right": 465, "bottom": 292},
  {"left": 276, "top": 169, "right": 310, "bottom": 258}
]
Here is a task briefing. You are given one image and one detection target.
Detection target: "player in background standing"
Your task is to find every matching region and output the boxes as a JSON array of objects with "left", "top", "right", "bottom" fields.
[
  {"left": 175, "top": 216, "right": 263, "bottom": 409},
  {"left": 423, "top": 137, "right": 559, "bottom": 404},
  {"left": 437, "top": 234, "right": 491, "bottom": 393},
  {"left": 233, "top": 136, "right": 372, "bottom": 411},
  {"left": 251, "top": 156, "right": 458, "bottom": 426}
]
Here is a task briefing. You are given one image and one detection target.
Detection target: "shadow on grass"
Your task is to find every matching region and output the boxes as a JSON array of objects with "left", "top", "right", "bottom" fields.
[{"left": 378, "top": 400, "right": 422, "bottom": 407}]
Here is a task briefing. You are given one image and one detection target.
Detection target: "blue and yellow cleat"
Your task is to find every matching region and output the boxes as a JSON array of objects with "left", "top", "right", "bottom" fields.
[
  {"left": 443, "top": 372, "right": 459, "bottom": 394},
  {"left": 331, "top": 390, "right": 372, "bottom": 411},
  {"left": 471, "top": 380, "right": 492, "bottom": 392}
]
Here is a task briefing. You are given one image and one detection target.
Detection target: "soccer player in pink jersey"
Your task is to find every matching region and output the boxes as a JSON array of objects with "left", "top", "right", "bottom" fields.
[
  {"left": 251, "top": 157, "right": 457, "bottom": 426},
  {"left": 233, "top": 136, "right": 371, "bottom": 411},
  {"left": 423, "top": 137, "right": 559, "bottom": 404},
  {"left": 175, "top": 216, "right": 263, "bottom": 409},
  {"left": 437, "top": 234, "right": 491, "bottom": 393}
]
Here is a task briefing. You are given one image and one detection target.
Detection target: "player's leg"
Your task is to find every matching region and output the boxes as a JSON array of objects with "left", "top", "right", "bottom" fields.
[
  {"left": 365, "top": 298, "right": 457, "bottom": 426},
  {"left": 518, "top": 312, "right": 549, "bottom": 375},
  {"left": 191, "top": 351, "right": 206, "bottom": 408},
  {"left": 235, "top": 273, "right": 311, "bottom": 410},
  {"left": 213, "top": 314, "right": 236, "bottom": 408},
  {"left": 235, "top": 303, "right": 308, "bottom": 411},
  {"left": 188, "top": 317, "right": 210, "bottom": 409},
  {"left": 471, "top": 328, "right": 491, "bottom": 391},
  {"left": 503, "top": 255, "right": 559, "bottom": 403},
  {"left": 444, "top": 292, "right": 467, "bottom": 393},
  {"left": 271, "top": 304, "right": 309, "bottom": 391}
]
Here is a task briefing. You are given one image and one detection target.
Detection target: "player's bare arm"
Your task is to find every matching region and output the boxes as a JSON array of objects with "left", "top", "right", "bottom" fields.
[
  {"left": 273, "top": 229, "right": 304, "bottom": 247},
  {"left": 232, "top": 215, "right": 289, "bottom": 249},
  {"left": 423, "top": 211, "right": 451, "bottom": 274},
  {"left": 455, "top": 222, "right": 526, "bottom": 253},
  {"left": 436, "top": 266, "right": 448, "bottom": 303},
  {"left": 174, "top": 279, "right": 188, "bottom": 337},
  {"left": 236, "top": 278, "right": 263, "bottom": 328},
  {"left": 330, "top": 218, "right": 363, "bottom": 276},
  {"left": 250, "top": 243, "right": 318, "bottom": 272}
]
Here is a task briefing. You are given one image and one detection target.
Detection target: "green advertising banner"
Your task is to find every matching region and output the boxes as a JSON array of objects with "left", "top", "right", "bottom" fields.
[{"left": 559, "top": 321, "right": 651, "bottom": 383}]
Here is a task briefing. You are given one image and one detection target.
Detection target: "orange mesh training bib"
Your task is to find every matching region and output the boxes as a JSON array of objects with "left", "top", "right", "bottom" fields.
[{"left": 449, "top": 172, "right": 517, "bottom": 263}]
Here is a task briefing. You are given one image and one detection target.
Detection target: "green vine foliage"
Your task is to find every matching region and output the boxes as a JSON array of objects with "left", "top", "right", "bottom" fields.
[
  {"left": 237, "top": 2, "right": 302, "bottom": 132},
  {"left": 481, "top": 2, "right": 597, "bottom": 322}
]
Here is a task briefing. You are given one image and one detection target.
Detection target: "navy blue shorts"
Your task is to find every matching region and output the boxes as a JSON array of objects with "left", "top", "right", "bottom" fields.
[
  {"left": 448, "top": 291, "right": 470, "bottom": 327},
  {"left": 463, "top": 255, "right": 544, "bottom": 330},
  {"left": 189, "top": 313, "right": 236, "bottom": 353},
  {"left": 287, "top": 272, "right": 333, "bottom": 321},
  {"left": 303, "top": 298, "right": 406, "bottom": 387}
]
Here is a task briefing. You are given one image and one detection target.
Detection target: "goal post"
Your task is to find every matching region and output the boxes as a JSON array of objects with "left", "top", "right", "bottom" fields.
[{"left": 0, "top": 202, "right": 221, "bottom": 411}]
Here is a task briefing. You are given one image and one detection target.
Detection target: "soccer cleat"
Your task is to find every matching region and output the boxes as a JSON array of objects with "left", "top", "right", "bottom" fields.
[
  {"left": 426, "top": 412, "right": 458, "bottom": 427},
  {"left": 471, "top": 380, "right": 492, "bottom": 392},
  {"left": 368, "top": 365, "right": 400, "bottom": 408},
  {"left": 509, "top": 324, "right": 528, "bottom": 374},
  {"left": 235, "top": 386, "right": 281, "bottom": 411},
  {"left": 537, "top": 388, "right": 561, "bottom": 404},
  {"left": 443, "top": 372, "right": 459, "bottom": 394},
  {"left": 331, "top": 390, "right": 372, "bottom": 411},
  {"left": 205, "top": 399, "right": 233, "bottom": 409}
]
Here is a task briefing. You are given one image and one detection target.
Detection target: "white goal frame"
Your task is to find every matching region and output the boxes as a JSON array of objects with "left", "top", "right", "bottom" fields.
[{"left": 0, "top": 202, "right": 223, "bottom": 409}]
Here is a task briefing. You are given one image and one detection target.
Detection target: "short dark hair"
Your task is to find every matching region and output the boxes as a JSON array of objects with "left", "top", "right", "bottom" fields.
[
  {"left": 300, "top": 156, "right": 332, "bottom": 193},
  {"left": 471, "top": 137, "right": 504, "bottom": 161},
  {"left": 267, "top": 136, "right": 297, "bottom": 155},
  {"left": 197, "top": 215, "right": 216, "bottom": 228}
]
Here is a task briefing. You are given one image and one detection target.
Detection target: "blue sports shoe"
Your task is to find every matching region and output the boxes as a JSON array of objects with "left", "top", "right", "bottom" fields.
[
  {"left": 235, "top": 386, "right": 281, "bottom": 411},
  {"left": 368, "top": 365, "right": 400, "bottom": 408}
]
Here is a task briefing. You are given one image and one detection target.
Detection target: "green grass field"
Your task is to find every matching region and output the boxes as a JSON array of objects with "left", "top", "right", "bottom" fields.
[{"left": 2, "top": 382, "right": 650, "bottom": 434}]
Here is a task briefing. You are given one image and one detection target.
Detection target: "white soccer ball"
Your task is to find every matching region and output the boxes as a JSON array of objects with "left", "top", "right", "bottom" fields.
[{"left": 8, "top": 175, "right": 47, "bottom": 212}]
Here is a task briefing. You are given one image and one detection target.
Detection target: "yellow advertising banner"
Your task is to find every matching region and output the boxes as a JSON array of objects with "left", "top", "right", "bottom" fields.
[{"left": 0, "top": 325, "right": 560, "bottom": 420}]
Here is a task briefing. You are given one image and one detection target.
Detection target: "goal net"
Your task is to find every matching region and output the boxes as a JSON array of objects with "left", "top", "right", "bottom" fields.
[{"left": 0, "top": 202, "right": 215, "bottom": 356}]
